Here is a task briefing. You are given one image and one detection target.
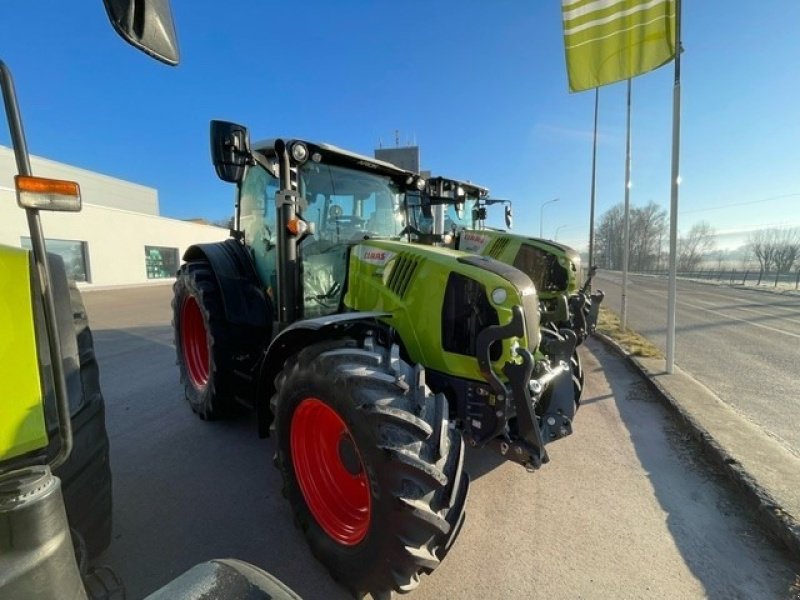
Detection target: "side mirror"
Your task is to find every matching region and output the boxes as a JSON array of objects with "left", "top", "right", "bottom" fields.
[
  {"left": 102, "top": 0, "right": 180, "bottom": 66},
  {"left": 504, "top": 205, "right": 513, "bottom": 229},
  {"left": 210, "top": 120, "right": 251, "bottom": 183}
]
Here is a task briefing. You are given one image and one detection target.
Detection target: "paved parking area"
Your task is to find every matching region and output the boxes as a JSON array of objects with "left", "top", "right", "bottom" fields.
[{"left": 86, "top": 284, "right": 800, "bottom": 599}]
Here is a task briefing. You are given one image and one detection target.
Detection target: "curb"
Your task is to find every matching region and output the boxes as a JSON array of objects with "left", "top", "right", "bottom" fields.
[{"left": 593, "top": 332, "right": 800, "bottom": 561}]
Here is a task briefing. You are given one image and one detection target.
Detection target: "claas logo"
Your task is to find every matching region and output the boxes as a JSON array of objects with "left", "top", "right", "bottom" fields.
[
  {"left": 463, "top": 232, "right": 486, "bottom": 243},
  {"left": 363, "top": 250, "right": 386, "bottom": 261}
]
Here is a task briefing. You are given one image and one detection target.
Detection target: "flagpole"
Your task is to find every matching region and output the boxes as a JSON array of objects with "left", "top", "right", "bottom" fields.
[
  {"left": 666, "top": 0, "right": 682, "bottom": 373},
  {"left": 588, "top": 87, "right": 599, "bottom": 277},
  {"left": 621, "top": 78, "right": 632, "bottom": 329}
]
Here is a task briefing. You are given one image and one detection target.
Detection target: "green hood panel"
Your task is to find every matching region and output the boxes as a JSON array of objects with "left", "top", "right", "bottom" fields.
[
  {"left": 0, "top": 246, "right": 48, "bottom": 464},
  {"left": 344, "top": 240, "right": 537, "bottom": 382},
  {"left": 460, "top": 229, "right": 581, "bottom": 298}
]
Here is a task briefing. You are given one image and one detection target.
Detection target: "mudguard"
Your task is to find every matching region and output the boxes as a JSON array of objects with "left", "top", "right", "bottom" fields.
[
  {"left": 183, "top": 239, "right": 270, "bottom": 329},
  {"left": 254, "top": 311, "right": 391, "bottom": 437}
]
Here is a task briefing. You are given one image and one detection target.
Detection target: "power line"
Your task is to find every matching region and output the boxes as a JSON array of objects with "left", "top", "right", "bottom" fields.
[{"left": 680, "top": 193, "right": 800, "bottom": 215}]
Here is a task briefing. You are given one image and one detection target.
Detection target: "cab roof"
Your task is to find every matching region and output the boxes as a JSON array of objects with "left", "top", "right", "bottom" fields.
[{"left": 253, "top": 138, "right": 418, "bottom": 186}]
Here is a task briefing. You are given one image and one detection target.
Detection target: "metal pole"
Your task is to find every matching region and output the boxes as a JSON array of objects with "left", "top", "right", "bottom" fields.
[
  {"left": 1, "top": 61, "right": 73, "bottom": 469},
  {"left": 621, "top": 78, "right": 632, "bottom": 329},
  {"left": 666, "top": 0, "right": 682, "bottom": 373},
  {"left": 588, "top": 88, "right": 599, "bottom": 273}
]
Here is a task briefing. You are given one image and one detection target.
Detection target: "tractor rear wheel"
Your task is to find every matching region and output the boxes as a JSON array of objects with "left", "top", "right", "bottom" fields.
[
  {"left": 273, "top": 340, "right": 468, "bottom": 598},
  {"left": 172, "top": 260, "right": 234, "bottom": 420}
]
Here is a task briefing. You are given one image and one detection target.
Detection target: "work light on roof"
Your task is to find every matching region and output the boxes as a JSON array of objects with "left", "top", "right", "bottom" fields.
[{"left": 291, "top": 142, "right": 309, "bottom": 163}]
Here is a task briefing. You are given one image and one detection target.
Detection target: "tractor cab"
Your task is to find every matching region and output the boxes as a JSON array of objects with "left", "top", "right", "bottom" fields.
[
  {"left": 236, "top": 139, "right": 413, "bottom": 319},
  {"left": 404, "top": 176, "right": 489, "bottom": 245}
]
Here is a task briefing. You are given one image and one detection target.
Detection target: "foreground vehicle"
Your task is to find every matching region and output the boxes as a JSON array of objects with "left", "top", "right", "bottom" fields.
[
  {"left": 404, "top": 176, "right": 605, "bottom": 403},
  {"left": 173, "top": 126, "right": 576, "bottom": 596},
  {"left": 1, "top": 3, "right": 299, "bottom": 599}
]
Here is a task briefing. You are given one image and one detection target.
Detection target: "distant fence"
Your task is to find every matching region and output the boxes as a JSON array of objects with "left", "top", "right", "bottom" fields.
[{"left": 633, "top": 268, "right": 800, "bottom": 290}]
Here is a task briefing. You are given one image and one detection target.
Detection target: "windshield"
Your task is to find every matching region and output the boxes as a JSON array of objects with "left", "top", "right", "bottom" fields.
[
  {"left": 299, "top": 163, "right": 404, "bottom": 242},
  {"left": 405, "top": 193, "right": 478, "bottom": 235}
]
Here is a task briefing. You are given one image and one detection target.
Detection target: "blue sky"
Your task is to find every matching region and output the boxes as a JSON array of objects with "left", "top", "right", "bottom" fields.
[{"left": 1, "top": 1, "right": 798, "bottom": 251}]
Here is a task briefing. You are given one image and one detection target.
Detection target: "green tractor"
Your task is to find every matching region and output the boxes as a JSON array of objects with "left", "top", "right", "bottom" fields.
[
  {"left": 403, "top": 176, "right": 604, "bottom": 404},
  {"left": 172, "top": 124, "right": 577, "bottom": 597}
]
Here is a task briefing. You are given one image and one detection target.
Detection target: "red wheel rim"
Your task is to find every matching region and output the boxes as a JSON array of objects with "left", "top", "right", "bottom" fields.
[
  {"left": 290, "top": 398, "right": 371, "bottom": 545},
  {"left": 180, "top": 296, "right": 209, "bottom": 389}
]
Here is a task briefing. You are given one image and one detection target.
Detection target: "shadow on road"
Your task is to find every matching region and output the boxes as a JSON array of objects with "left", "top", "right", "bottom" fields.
[
  {"left": 589, "top": 340, "right": 800, "bottom": 600},
  {"left": 92, "top": 326, "right": 350, "bottom": 600}
]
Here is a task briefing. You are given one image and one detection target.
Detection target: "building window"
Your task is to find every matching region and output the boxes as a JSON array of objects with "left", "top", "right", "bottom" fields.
[
  {"left": 21, "top": 237, "right": 90, "bottom": 283},
  {"left": 145, "top": 246, "right": 179, "bottom": 279}
]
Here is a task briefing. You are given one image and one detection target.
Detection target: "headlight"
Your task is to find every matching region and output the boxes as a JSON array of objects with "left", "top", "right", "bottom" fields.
[{"left": 491, "top": 287, "right": 507, "bottom": 305}]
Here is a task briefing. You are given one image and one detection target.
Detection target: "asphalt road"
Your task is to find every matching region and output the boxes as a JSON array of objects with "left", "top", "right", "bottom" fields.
[
  {"left": 595, "top": 272, "right": 800, "bottom": 460},
  {"left": 85, "top": 284, "right": 800, "bottom": 599}
]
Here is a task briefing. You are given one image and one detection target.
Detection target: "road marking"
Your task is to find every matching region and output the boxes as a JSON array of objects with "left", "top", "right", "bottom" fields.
[
  {"left": 692, "top": 297, "right": 800, "bottom": 326},
  {"left": 682, "top": 289, "right": 800, "bottom": 323},
  {"left": 639, "top": 289, "right": 800, "bottom": 340}
]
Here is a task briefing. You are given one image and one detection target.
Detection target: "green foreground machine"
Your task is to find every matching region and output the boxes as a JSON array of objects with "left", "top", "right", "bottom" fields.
[
  {"left": 1, "top": 3, "right": 300, "bottom": 599},
  {"left": 173, "top": 125, "right": 578, "bottom": 597},
  {"left": 403, "top": 176, "right": 604, "bottom": 403}
]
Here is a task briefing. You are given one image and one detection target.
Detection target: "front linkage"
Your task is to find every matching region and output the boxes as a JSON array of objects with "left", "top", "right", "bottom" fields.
[{"left": 473, "top": 306, "right": 574, "bottom": 469}]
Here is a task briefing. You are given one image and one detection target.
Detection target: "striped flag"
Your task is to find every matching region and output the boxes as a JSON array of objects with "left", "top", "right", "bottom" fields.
[{"left": 561, "top": 0, "right": 677, "bottom": 92}]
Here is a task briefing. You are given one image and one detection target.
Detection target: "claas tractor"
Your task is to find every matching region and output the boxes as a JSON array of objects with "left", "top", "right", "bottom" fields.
[
  {"left": 172, "top": 123, "right": 577, "bottom": 597},
  {"left": 403, "top": 176, "right": 604, "bottom": 405}
]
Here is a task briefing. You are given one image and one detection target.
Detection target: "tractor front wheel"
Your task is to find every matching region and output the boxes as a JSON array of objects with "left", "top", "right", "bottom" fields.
[{"left": 273, "top": 340, "right": 468, "bottom": 598}]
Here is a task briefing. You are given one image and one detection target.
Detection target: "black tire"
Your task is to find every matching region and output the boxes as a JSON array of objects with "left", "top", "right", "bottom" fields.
[
  {"left": 272, "top": 339, "right": 468, "bottom": 598},
  {"left": 571, "top": 349, "right": 584, "bottom": 408},
  {"left": 62, "top": 280, "right": 113, "bottom": 558},
  {"left": 172, "top": 260, "right": 235, "bottom": 420}
]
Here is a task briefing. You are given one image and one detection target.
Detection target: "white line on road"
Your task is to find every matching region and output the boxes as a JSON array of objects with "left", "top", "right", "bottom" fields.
[
  {"left": 685, "top": 294, "right": 800, "bottom": 326},
  {"left": 641, "top": 289, "right": 800, "bottom": 340}
]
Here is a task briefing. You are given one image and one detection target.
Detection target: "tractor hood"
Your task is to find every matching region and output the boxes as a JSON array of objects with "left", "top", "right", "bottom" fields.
[
  {"left": 344, "top": 239, "right": 541, "bottom": 377},
  {"left": 459, "top": 229, "right": 581, "bottom": 296}
]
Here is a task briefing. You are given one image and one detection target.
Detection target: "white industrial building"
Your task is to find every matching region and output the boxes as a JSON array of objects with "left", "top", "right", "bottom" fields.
[{"left": 1, "top": 145, "right": 228, "bottom": 288}]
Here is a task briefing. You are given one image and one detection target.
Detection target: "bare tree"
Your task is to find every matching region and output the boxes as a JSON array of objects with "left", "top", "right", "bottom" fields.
[
  {"left": 629, "top": 202, "right": 667, "bottom": 271},
  {"left": 773, "top": 227, "right": 800, "bottom": 272},
  {"left": 678, "top": 221, "right": 716, "bottom": 272},
  {"left": 747, "top": 228, "right": 800, "bottom": 272},
  {"left": 747, "top": 229, "right": 776, "bottom": 272},
  {"left": 594, "top": 202, "right": 667, "bottom": 271},
  {"left": 594, "top": 203, "right": 624, "bottom": 270}
]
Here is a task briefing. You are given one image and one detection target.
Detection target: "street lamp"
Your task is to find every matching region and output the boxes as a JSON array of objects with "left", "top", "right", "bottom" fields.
[
  {"left": 554, "top": 225, "right": 568, "bottom": 241},
  {"left": 539, "top": 197, "right": 560, "bottom": 238}
]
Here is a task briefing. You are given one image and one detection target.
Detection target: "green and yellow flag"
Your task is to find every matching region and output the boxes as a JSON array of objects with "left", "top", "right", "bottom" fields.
[{"left": 561, "top": 0, "right": 677, "bottom": 92}]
